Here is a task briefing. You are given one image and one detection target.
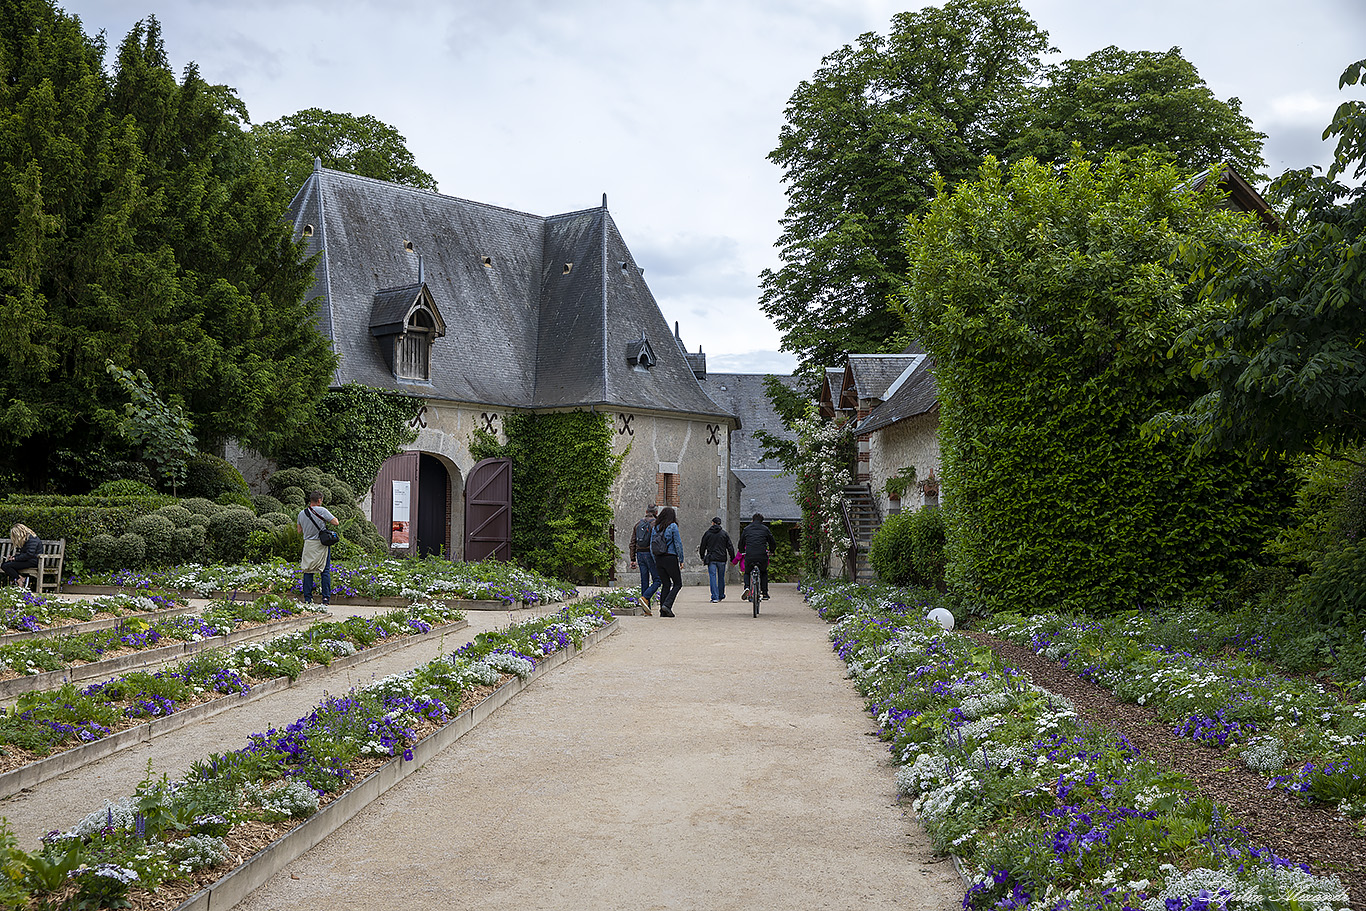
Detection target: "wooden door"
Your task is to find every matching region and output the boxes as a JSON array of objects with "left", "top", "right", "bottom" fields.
[{"left": 464, "top": 458, "right": 511, "bottom": 562}]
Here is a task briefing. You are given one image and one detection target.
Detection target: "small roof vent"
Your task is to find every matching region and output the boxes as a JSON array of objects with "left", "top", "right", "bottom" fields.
[
  {"left": 563, "top": 262, "right": 573, "bottom": 274},
  {"left": 482, "top": 256, "right": 492, "bottom": 267},
  {"left": 302, "top": 224, "right": 314, "bottom": 237}
]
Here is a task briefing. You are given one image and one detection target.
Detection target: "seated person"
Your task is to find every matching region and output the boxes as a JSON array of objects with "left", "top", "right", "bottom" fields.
[{"left": 3, "top": 524, "right": 41, "bottom": 586}]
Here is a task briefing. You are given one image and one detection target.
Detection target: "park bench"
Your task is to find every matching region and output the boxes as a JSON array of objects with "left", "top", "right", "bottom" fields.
[{"left": 0, "top": 538, "right": 64, "bottom": 594}]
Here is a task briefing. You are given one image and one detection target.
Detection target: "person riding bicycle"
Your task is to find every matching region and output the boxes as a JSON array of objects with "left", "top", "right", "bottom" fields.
[{"left": 739, "top": 512, "right": 777, "bottom": 603}]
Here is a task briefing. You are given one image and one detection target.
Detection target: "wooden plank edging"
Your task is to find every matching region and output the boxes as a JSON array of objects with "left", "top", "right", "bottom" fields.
[
  {"left": 0, "top": 619, "right": 471, "bottom": 800},
  {"left": 174, "top": 619, "right": 619, "bottom": 911}
]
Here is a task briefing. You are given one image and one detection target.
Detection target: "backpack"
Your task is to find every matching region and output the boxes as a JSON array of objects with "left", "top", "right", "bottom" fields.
[
  {"left": 635, "top": 518, "right": 653, "bottom": 549},
  {"left": 650, "top": 525, "right": 669, "bottom": 556}
]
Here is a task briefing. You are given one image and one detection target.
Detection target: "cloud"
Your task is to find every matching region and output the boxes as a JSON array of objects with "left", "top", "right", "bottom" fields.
[{"left": 707, "top": 350, "right": 799, "bottom": 374}]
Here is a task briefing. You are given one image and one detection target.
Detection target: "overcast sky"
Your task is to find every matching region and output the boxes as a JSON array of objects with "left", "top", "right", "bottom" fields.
[{"left": 61, "top": 0, "right": 1366, "bottom": 374}]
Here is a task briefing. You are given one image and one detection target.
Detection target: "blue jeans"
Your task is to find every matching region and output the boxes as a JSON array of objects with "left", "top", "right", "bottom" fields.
[
  {"left": 707, "top": 561, "right": 727, "bottom": 600},
  {"left": 302, "top": 549, "right": 332, "bottom": 604},
  {"left": 637, "top": 552, "right": 662, "bottom": 603}
]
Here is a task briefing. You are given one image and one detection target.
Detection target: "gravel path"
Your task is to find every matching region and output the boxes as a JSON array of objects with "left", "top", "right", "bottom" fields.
[{"left": 232, "top": 583, "right": 964, "bottom": 911}]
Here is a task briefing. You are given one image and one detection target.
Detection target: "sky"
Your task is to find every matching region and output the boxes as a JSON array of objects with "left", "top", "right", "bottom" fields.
[{"left": 59, "top": 0, "right": 1366, "bottom": 374}]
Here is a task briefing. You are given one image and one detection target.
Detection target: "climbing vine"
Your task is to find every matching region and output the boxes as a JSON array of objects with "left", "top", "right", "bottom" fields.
[
  {"left": 280, "top": 384, "right": 423, "bottom": 495},
  {"left": 791, "top": 409, "right": 854, "bottom": 578},
  {"left": 470, "top": 411, "right": 623, "bottom": 581}
]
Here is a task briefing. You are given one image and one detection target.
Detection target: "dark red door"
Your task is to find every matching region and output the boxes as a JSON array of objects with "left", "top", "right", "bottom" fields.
[{"left": 464, "top": 458, "right": 512, "bottom": 562}]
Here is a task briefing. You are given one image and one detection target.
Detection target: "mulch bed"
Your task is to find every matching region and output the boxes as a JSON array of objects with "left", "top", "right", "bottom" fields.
[{"left": 963, "top": 629, "right": 1366, "bottom": 906}]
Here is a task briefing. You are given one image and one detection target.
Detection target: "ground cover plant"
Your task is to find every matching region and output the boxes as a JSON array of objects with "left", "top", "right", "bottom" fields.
[
  {"left": 0, "top": 601, "right": 613, "bottom": 911},
  {"left": 0, "top": 601, "right": 462, "bottom": 770},
  {"left": 804, "top": 580, "right": 1350, "bottom": 910},
  {"left": 979, "top": 607, "right": 1366, "bottom": 819},
  {"left": 77, "top": 555, "right": 577, "bottom": 605},
  {"left": 0, "top": 595, "right": 318, "bottom": 684}
]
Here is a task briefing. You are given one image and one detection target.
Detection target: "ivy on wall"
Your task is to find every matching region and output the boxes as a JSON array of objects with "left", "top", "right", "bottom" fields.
[
  {"left": 471, "top": 411, "right": 624, "bottom": 581},
  {"left": 281, "top": 385, "right": 424, "bottom": 495}
]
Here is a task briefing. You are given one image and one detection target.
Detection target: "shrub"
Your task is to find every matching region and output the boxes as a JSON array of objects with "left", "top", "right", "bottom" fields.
[
  {"left": 127, "top": 514, "right": 176, "bottom": 566},
  {"left": 216, "top": 491, "right": 255, "bottom": 510},
  {"left": 259, "top": 511, "right": 292, "bottom": 528},
  {"left": 183, "top": 453, "right": 251, "bottom": 501},
  {"left": 252, "top": 494, "right": 284, "bottom": 516},
  {"left": 170, "top": 524, "right": 208, "bottom": 564},
  {"left": 93, "top": 480, "right": 158, "bottom": 498},
  {"left": 870, "top": 508, "right": 946, "bottom": 588},
  {"left": 206, "top": 508, "right": 270, "bottom": 565},
  {"left": 1290, "top": 542, "right": 1366, "bottom": 627},
  {"left": 245, "top": 525, "right": 303, "bottom": 563},
  {"left": 155, "top": 504, "right": 195, "bottom": 528},
  {"left": 82, "top": 534, "right": 121, "bottom": 573},
  {"left": 277, "top": 487, "right": 306, "bottom": 511},
  {"left": 268, "top": 468, "right": 318, "bottom": 500},
  {"left": 181, "top": 498, "right": 224, "bottom": 518}
]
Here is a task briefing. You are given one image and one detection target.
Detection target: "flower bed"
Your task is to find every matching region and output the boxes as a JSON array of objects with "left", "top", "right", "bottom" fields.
[
  {"left": 803, "top": 581, "right": 1349, "bottom": 910},
  {"left": 75, "top": 556, "right": 578, "bottom": 605},
  {"left": 2, "top": 602, "right": 614, "bottom": 911},
  {"left": 0, "top": 588, "right": 184, "bottom": 639},
  {"left": 0, "top": 602, "right": 464, "bottom": 777},
  {"left": 0, "top": 595, "right": 320, "bottom": 693},
  {"left": 979, "top": 609, "right": 1366, "bottom": 816}
]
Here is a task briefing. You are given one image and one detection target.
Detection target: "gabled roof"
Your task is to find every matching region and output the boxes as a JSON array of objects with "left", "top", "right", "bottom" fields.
[
  {"left": 699, "top": 373, "right": 800, "bottom": 469},
  {"left": 286, "top": 167, "right": 733, "bottom": 423},
  {"left": 854, "top": 357, "right": 938, "bottom": 435},
  {"left": 843, "top": 354, "right": 922, "bottom": 405},
  {"left": 818, "top": 367, "right": 845, "bottom": 418},
  {"left": 1187, "top": 165, "right": 1280, "bottom": 233},
  {"left": 735, "top": 469, "right": 801, "bottom": 523},
  {"left": 370, "top": 283, "right": 446, "bottom": 338}
]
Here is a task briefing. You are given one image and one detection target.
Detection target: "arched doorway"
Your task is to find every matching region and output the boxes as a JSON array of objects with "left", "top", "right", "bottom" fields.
[
  {"left": 371, "top": 451, "right": 455, "bottom": 558},
  {"left": 416, "top": 453, "right": 448, "bottom": 558}
]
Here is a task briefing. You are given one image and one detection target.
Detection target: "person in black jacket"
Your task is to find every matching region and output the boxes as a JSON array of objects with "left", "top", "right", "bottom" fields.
[
  {"left": 739, "top": 513, "right": 777, "bottom": 601},
  {"left": 3, "top": 524, "right": 41, "bottom": 587},
  {"left": 698, "top": 517, "right": 735, "bottom": 602}
]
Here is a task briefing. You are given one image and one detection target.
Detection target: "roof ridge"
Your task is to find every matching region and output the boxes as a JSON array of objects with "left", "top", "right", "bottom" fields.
[{"left": 314, "top": 167, "right": 545, "bottom": 220}]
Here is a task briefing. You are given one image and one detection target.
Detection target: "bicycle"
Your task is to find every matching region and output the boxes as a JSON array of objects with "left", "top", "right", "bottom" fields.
[{"left": 744, "top": 564, "right": 760, "bottom": 617}]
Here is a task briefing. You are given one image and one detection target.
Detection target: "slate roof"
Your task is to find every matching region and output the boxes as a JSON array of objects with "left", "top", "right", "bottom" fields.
[
  {"left": 735, "top": 469, "right": 801, "bottom": 523},
  {"left": 854, "top": 357, "right": 938, "bottom": 435},
  {"left": 846, "top": 355, "right": 920, "bottom": 403},
  {"left": 698, "top": 373, "right": 800, "bottom": 469},
  {"left": 286, "top": 167, "right": 733, "bottom": 422}
]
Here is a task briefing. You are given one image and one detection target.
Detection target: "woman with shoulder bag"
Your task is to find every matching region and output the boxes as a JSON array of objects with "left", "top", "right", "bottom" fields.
[
  {"left": 651, "top": 506, "right": 684, "bottom": 618},
  {"left": 296, "top": 490, "right": 340, "bottom": 605}
]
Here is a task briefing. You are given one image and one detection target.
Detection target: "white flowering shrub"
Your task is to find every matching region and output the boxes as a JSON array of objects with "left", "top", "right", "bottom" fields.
[
  {"left": 167, "top": 835, "right": 231, "bottom": 873},
  {"left": 480, "top": 651, "right": 534, "bottom": 679},
  {"left": 959, "top": 692, "right": 1014, "bottom": 721},
  {"left": 244, "top": 779, "right": 319, "bottom": 821},
  {"left": 69, "top": 798, "right": 138, "bottom": 837},
  {"left": 897, "top": 752, "right": 952, "bottom": 797}
]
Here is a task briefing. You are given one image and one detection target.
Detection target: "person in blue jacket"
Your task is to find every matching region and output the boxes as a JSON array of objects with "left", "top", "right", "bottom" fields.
[{"left": 650, "top": 506, "right": 684, "bottom": 618}]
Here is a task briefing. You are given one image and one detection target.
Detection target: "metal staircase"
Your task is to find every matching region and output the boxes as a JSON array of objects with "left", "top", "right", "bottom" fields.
[{"left": 841, "top": 484, "right": 880, "bottom": 584}]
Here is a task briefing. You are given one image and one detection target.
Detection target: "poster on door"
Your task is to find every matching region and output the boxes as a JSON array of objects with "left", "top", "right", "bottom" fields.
[{"left": 391, "top": 480, "right": 411, "bottom": 548}]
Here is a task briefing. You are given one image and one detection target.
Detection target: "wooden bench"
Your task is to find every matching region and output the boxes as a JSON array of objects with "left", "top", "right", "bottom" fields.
[{"left": 0, "top": 539, "right": 64, "bottom": 594}]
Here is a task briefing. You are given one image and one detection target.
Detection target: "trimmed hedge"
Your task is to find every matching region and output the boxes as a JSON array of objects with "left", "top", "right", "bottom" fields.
[{"left": 870, "top": 507, "right": 945, "bottom": 588}]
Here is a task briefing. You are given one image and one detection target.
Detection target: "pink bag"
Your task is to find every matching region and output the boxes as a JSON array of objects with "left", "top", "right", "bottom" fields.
[{"left": 732, "top": 552, "right": 745, "bottom": 572}]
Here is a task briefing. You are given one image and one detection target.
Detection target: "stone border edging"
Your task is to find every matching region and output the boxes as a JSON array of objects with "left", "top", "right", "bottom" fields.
[
  {"left": 61, "top": 586, "right": 530, "bottom": 612},
  {"left": 0, "top": 614, "right": 322, "bottom": 703},
  {"left": 0, "top": 618, "right": 470, "bottom": 800},
  {"left": 173, "top": 619, "right": 619, "bottom": 911},
  {"left": 0, "top": 606, "right": 196, "bottom": 645}
]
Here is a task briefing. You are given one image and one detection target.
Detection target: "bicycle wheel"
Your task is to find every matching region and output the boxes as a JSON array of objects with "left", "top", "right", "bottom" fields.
[{"left": 752, "top": 583, "right": 760, "bottom": 617}]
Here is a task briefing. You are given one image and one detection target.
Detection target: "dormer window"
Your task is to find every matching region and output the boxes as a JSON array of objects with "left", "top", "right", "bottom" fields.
[
  {"left": 626, "top": 331, "right": 656, "bottom": 371},
  {"left": 370, "top": 283, "right": 447, "bottom": 383}
]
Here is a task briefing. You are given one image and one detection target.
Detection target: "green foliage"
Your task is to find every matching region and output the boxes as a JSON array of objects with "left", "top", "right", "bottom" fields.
[
  {"left": 126, "top": 513, "right": 175, "bottom": 565},
  {"left": 83, "top": 533, "right": 146, "bottom": 573},
  {"left": 206, "top": 508, "right": 270, "bottom": 565},
  {"left": 1290, "top": 542, "right": 1366, "bottom": 628},
  {"left": 0, "top": 8, "right": 337, "bottom": 489},
  {"left": 251, "top": 108, "right": 439, "bottom": 195},
  {"left": 105, "top": 361, "right": 198, "bottom": 494},
  {"left": 1005, "top": 46, "right": 1266, "bottom": 178},
  {"left": 244, "top": 524, "right": 303, "bottom": 563},
  {"left": 470, "top": 412, "right": 622, "bottom": 581},
  {"left": 901, "top": 153, "right": 1291, "bottom": 614},
  {"left": 870, "top": 508, "right": 946, "bottom": 588},
  {"left": 182, "top": 452, "right": 251, "bottom": 501},
  {"left": 277, "top": 385, "right": 423, "bottom": 495},
  {"left": 263, "top": 465, "right": 386, "bottom": 557},
  {"left": 761, "top": 1, "right": 1265, "bottom": 372},
  {"left": 1156, "top": 60, "right": 1366, "bottom": 460},
  {"left": 93, "top": 480, "right": 158, "bottom": 498}
]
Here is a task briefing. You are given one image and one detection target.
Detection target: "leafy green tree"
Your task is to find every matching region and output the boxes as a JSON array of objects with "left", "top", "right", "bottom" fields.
[
  {"left": 252, "top": 108, "right": 438, "bottom": 195},
  {"left": 105, "top": 361, "right": 196, "bottom": 494},
  {"left": 281, "top": 384, "right": 423, "bottom": 495},
  {"left": 1006, "top": 46, "right": 1266, "bottom": 177},
  {"left": 1154, "top": 60, "right": 1366, "bottom": 462},
  {"left": 900, "top": 152, "right": 1288, "bottom": 614},
  {"left": 763, "top": 2, "right": 1267, "bottom": 373},
  {"left": 762, "top": 0, "right": 1049, "bottom": 373},
  {"left": 0, "top": 5, "right": 335, "bottom": 490}
]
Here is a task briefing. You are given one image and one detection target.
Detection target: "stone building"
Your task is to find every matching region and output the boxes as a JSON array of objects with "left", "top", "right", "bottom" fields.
[{"left": 282, "top": 164, "right": 737, "bottom": 581}]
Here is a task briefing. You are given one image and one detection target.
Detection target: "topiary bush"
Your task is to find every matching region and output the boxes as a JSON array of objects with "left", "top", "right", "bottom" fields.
[
  {"left": 93, "top": 479, "right": 159, "bottom": 498},
  {"left": 252, "top": 494, "right": 284, "bottom": 516},
  {"left": 127, "top": 513, "right": 176, "bottom": 566},
  {"left": 181, "top": 498, "right": 224, "bottom": 518},
  {"left": 183, "top": 452, "right": 251, "bottom": 501},
  {"left": 215, "top": 491, "right": 255, "bottom": 510},
  {"left": 258, "top": 511, "right": 292, "bottom": 528},
  {"left": 170, "top": 524, "right": 208, "bottom": 564},
  {"left": 206, "top": 508, "right": 271, "bottom": 565},
  {"left": 870, "top": 507, "right": 946, "bottom": 588},
  {"left": 154, "top": 504, "right": 195, "bottom": 528},
  {"left": 83, "top": 533, "right": 148, "bottom": 572}
]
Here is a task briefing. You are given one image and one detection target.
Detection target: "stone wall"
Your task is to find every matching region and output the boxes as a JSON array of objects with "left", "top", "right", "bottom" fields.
[{"left": 867, "top": 412, "right": 940, "bottom": 516}]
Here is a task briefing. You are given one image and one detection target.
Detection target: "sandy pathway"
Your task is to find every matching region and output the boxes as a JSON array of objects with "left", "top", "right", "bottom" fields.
[{"left": 233, "top": 583, "right": 964, "bottom": 911}]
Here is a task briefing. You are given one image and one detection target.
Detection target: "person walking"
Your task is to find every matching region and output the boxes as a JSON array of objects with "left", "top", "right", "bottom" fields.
[
  {"left": 739, "top": 512, "right": 777, "bottom": 603},
  {"left": 698, "top": 517, "right": 735, "bottom": 603},
  {"left": 296, "top": 490, "right": 340, "bottom": 605},
  {"left": 627, "top": 504, "right": 659, "bottom": 615},
  {"left": 650, "top": 506, "right": 684, "bottom": 618}
]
